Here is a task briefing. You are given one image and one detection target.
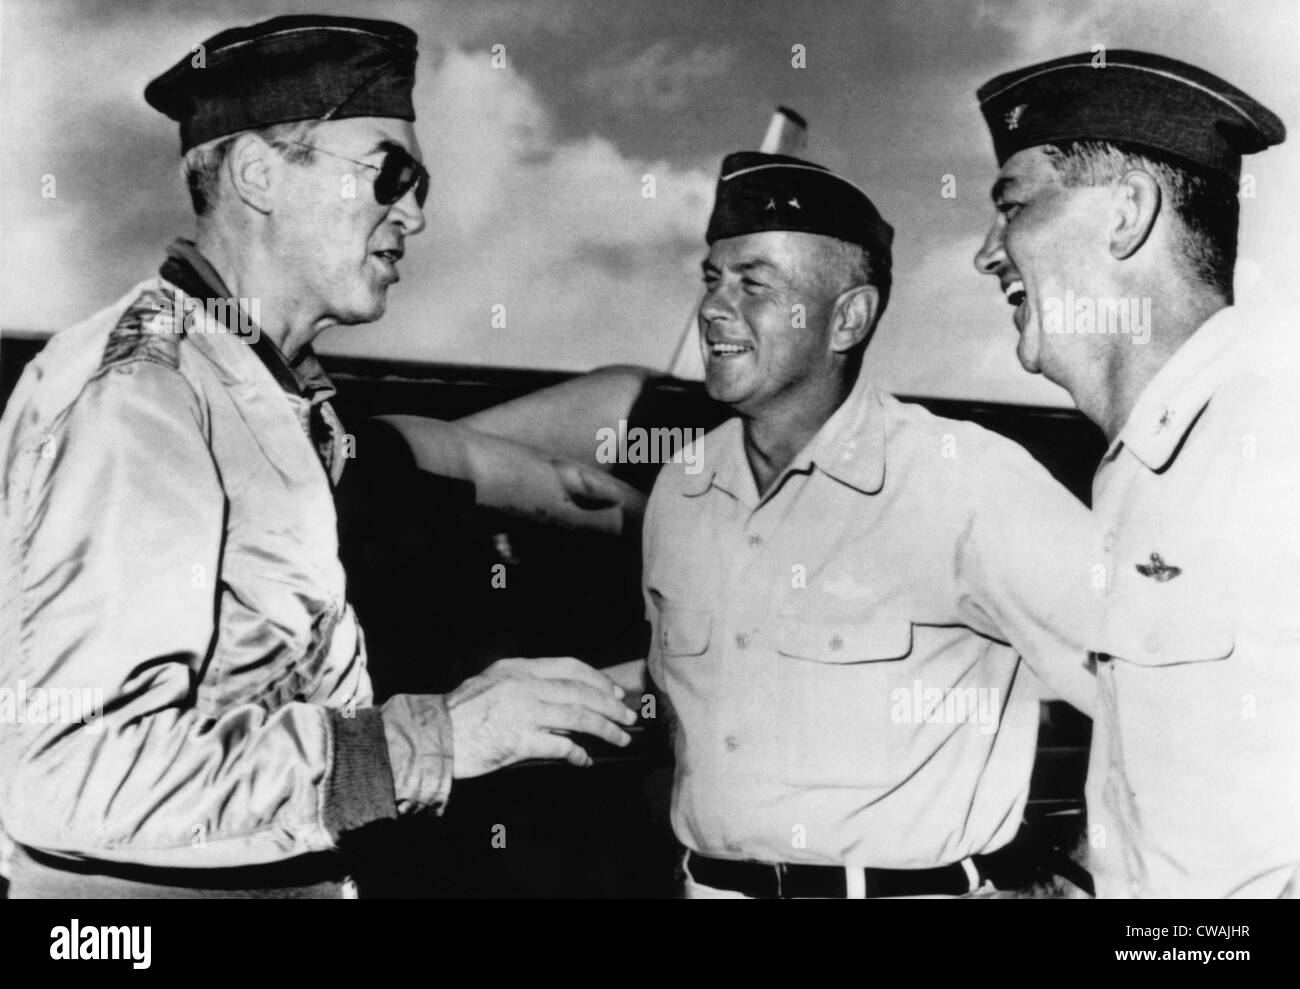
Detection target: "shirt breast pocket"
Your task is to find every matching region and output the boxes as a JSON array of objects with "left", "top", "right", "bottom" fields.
[
  {"left": 775, "top": 615, "right": 914, "bottom": 665},
  {"left": 1103, "top": 575, "right": 1235, "bottom": 668},
  {"left": 656, "top": 604, "right": 713, "bottom": 658}
]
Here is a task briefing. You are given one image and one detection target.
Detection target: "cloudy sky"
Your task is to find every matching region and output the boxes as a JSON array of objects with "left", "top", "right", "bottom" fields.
[{"left": 2, "top": 0, "right": 1297, "bottom": 405}]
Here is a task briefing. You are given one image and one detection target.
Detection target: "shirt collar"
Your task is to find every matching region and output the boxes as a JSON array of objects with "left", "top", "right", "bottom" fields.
[
  {"left": 1112, "top": 305, "right": 1246, "bottom": 472},
  {"left": 681, "top": 369, "right": 887, "bottom": 500},
  {"left": 680, "top": 416, "right": 745, "bottom": 498},
  {"left": 160, "top": 238, "right": 336, "bottom": 406}
]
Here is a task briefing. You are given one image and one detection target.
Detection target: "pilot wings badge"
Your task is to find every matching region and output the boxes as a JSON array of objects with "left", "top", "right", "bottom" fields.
[{"left": 1135, "top": 552, "right": 1182, "bottom": 582}]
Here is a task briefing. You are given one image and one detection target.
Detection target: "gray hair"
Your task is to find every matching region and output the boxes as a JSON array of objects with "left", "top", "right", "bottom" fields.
[
  {"left": 181, "top": 120, "right": 320, "bottom": 216},
  {"left": 812, "top": 237, "right": 891, "bottom": 319}
]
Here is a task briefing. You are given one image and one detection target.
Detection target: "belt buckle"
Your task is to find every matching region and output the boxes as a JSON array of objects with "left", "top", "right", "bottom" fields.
[{"left": 849, "top": 867, "right": 868, "bottom": 899}]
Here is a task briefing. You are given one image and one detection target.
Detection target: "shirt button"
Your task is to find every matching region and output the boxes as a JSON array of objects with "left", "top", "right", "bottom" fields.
[
  {"left": 724, "top": 735, "right": 739, "bottom": 752},
  {"left": 734, "top": 632, "right": 751, "bottom": 650},
  {"left": 1103, "top": 530, "right": 1117, "bottom": 552},
  {"left": 1144, "top": 632, "right": 1161, "bottom": 655},
  {"left": 828, "top": 635, "right": 844, "bottom": 651},
  {"left": 747, "top": 534, "right": 762, "bottom": 548}
]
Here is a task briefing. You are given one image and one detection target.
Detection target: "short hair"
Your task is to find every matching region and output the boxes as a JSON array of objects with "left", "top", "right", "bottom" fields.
[
  {"left": 1043, "top": 140, "right": 1239, "bottom": 301},
  {"left": 181, "top": 120, "right": 320, "bottom": 216},
  {"left": 812, "top": 237, "right": 892, "bottom": 319}
]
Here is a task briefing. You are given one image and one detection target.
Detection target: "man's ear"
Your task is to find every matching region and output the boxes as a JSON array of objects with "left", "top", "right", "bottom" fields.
[
  {"left": 1110, "top": 169, "right": 1161, "bottom": 260},
  {"left": 829, "top": 283, "right": 880, "bottom": 355},
  {"left": 223, "top": 133, "right": 276, "bottom": 215}
]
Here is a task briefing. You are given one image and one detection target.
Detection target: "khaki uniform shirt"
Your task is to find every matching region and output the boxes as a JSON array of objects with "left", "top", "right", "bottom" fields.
[
  {"left": 644, "top": 372, "right": 1098, "bottom": 867},
  {"left": 1089, "top": 305, "right": 1300, "bottom": 898}
]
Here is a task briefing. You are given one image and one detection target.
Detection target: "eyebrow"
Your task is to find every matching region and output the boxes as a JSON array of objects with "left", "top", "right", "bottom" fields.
[
  {"left": 368, "top": 139, "right": 411, "bottom": 158},
  {"left": 700, "top": 257, "right": 779, "bottom": 275}
]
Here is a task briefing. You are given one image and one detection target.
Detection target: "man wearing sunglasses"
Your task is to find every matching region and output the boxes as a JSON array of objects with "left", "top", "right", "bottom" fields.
[{"left": 0, "top": 14, "right": 633, "bottom": 898}]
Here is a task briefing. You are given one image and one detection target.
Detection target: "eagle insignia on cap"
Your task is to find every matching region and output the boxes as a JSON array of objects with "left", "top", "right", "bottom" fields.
[{"left": 1005, "top": 103, "right": 1027, "bottom": 130}]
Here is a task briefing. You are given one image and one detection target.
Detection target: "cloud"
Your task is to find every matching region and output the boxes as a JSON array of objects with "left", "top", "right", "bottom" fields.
[
  {"left": 579, "top": 41, "right": 737, "bottom": 113},
  {"left": 4, "top": 0, "right": 1295, "bottom": 406},
  {"left": 336, "top": 47, "right": 717, "bottom": 370},
  {"left": 971, "top": 0, "right": 1129, "bottom": 56},
  {"left": 0, "top": 2, "right": 717, "bottom": 371},
  {"left": 867, "top": 237, "right": 1074, "bottom": 406}
]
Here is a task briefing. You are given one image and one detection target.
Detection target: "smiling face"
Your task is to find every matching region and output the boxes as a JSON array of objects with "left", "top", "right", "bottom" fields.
[
  {"left": 973, "top": 146, "right": 1115, "bottom": 389},
  {"left": 270, "top": 116, "right": 426, "bottom": 327},
  {"left": 698, "top": 231, "right": 843, "bottom": 418}
]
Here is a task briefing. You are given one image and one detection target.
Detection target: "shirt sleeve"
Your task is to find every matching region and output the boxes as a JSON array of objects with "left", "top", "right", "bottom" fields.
[
  {"left": 1221, "top": 383, "right": 1300, "bottom": 860},
  {"left": 642, "top": 470, "right": 665, "bottom": 671},
  {"left": 953, "top": 431, "right": 1101, "bottom": 717},
  {"left": 0, "top": 357, "right": 397, "bottom": 867},
  {"left": 1227, "top": 383, "right": 1300, "bottom": 654},
  {"left": 640, "top": 469, "right": 684, "bottom": 743}
]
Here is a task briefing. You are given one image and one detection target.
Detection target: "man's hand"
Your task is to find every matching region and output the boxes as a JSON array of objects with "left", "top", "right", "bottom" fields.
[
  {"left": 446, "top": 657, "right": 637, "bottom": 777},
  {"left": 551, "top": 458, "right": 637, "bottom": 511},
  {"left": 600, "top": 658, "right": 647, "bottom": 700}
]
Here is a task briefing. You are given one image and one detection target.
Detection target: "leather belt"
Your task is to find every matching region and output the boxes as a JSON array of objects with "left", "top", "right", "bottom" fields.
[
  {"left": 686, "top": 850, "right": 991, "bottom": 899},
  {"left": 15, "top": 843, "right": 346, "bottom": 897}
]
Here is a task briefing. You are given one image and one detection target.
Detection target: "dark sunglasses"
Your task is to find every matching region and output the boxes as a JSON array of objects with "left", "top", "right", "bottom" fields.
[{"left": 285, "top": 140, "right": 429, "bottom": 208}]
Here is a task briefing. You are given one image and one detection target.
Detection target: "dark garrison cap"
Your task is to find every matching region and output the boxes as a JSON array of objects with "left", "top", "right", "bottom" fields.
[
  {"left": 977, "top": 49, "right": 1285, "bottom": 181},
  {"left": 706, "top": 152, "right": 894, "bottom": 265},
  {"left": 145, "top": 14, "right": 418, "bottom": 153}
]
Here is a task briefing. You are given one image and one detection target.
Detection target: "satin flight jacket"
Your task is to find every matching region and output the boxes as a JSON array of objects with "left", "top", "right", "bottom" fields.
[{"left": 0, "top": 271, "right": 446, "bottom": 869}]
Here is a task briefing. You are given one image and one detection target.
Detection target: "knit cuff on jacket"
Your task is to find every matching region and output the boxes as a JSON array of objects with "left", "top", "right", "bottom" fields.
[
  {"left": 324, "top": 707, "right": 399, "bottom": 840},
  {"left": 379, "top": 693, "right": 455, "bottom": 816}
]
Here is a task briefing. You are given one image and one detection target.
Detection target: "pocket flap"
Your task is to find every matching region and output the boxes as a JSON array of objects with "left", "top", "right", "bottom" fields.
[{"left": 776, "top": 617, "right": 913, "bottom": 664}]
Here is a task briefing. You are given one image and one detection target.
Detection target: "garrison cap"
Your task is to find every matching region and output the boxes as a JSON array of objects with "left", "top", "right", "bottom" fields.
[
  {"left": 145, "top": 14, "right": 418, "bottom": 154},
  {"left": 706, "top": 151, "right": 894, "bottom": 265},
  {"left": 977, "top": 49, "right": 1285, "bottom": 182}
]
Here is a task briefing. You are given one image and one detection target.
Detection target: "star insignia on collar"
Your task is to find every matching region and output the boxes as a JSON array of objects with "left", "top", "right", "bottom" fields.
[
  {"left": 1156, "top": 408, "right": 1173, "bottom": 432},
  {"left": 1005, "top": 103, "right": 1027, "bottom": 130}
]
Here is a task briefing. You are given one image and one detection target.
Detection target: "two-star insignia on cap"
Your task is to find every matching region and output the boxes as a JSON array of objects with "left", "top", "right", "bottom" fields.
[
  {"left": 1005, "top": 103, "right": 1027, "bottom": 129},
  {"left": 764, "top": 197, "right": 803, "bottom": 211}
]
